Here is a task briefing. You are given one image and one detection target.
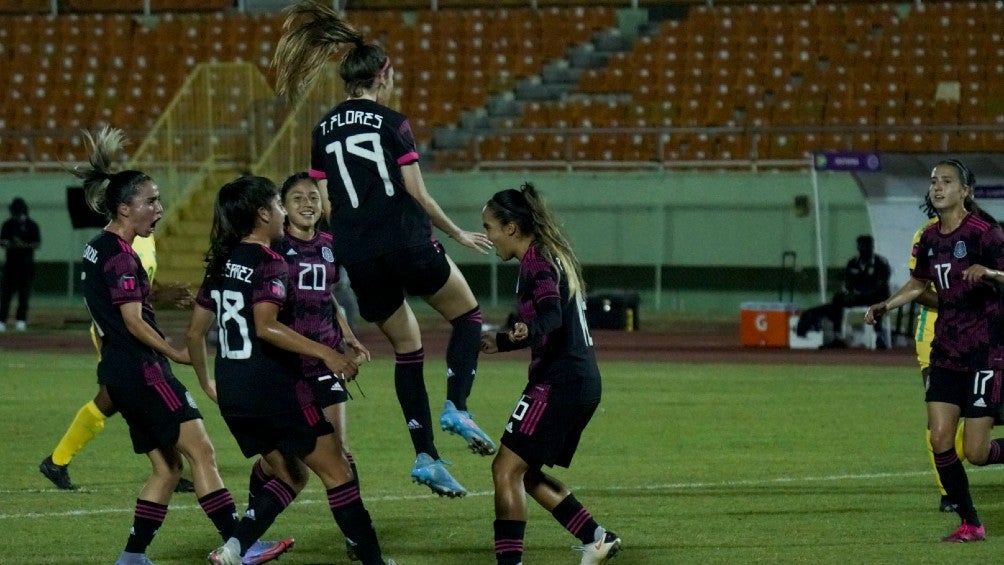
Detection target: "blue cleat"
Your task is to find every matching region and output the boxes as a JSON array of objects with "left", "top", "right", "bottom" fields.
[
  {"left": 410, "top": 453, "right": 467, "bottom": 498},
  {"left": 242, "top": 538, "right": 295, "bottom": 565},
  {"left": 440, "top": 400, "right": 497, "bottom": 456},
  {"left": 116, "top": 552, "right": 155, "bottom": 565}
]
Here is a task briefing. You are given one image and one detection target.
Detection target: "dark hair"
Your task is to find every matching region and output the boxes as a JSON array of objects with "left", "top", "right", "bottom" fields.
[
  {"left": 280, "top": 171, "right": 315, "bottom": 201},
  {"left": 485, "top": 182, "right": 585, "bottom": 300},
  {"left": 272, "top": 0, "right": 390, "bottom": 101},
  {"left": 9, "top": 197, "right": 27, "bottom": 216},
  {"left": 933, "top": 158, "right": 997, "bottom": 224},
  {"left": 204, "top": 176, "right": 279, "bottom": 284},
  {"left": 70, "top": 127, "right": 151, "bottom": 221}
]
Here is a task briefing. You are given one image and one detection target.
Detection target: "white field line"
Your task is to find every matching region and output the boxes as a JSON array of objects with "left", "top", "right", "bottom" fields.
[{"left": 4, "top": 466, "right": 1002, "bottom": 521}]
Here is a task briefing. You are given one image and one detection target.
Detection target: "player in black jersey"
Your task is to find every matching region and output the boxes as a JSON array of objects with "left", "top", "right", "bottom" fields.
[
  {"left": 867, "top": 159, "right": 1004, "bottom": 543},
  {"left": 187, "top": 176, "right": 390, "bottom": 565},
  {"left": 480, "top": 183, "right": 622, "bottom": 565},
  {"left": 277, "top": 172, "right": 371, "bottom": 560},
  {"left": 72, "top": 127, "right": 244, "bottom": 565},
  {"left": 273, "top": 1, "right": 494, "bottom": 498}
]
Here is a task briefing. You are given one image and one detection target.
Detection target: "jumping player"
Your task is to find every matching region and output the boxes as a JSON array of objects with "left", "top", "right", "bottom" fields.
[{"left": 272, "top": 0, "right": 495, "bottom": 497}]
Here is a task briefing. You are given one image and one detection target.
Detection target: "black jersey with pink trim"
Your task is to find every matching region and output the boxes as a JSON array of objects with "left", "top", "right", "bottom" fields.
[
  {"left": 503, "top": 243, "right": 601, "bottom": 399},
  {"left": 275, "top": 229, "right": 344, "bottom": 378},
  {"left": 912, "top": 213, "right": 1004, "bottom": 370},
  {"left": 309, "top": 98, "right": 435, "bottom": 265},
  {"left": 195, "top": 242, "right": 299, "bottom": 416},
  {"left": 81, "top": 231, "right": 166, "bottom": 387}
]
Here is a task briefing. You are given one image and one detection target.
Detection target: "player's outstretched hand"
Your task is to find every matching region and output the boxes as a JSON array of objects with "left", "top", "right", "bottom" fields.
[
  {"left": 452, "top": 230, "right": 493, "bottom": 255},
  {"left": 864, "top": 302, "right": 886, "bottom": 325}
]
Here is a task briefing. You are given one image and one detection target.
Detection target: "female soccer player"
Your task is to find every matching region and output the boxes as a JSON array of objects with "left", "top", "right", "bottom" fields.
[
  {"left": 40, "top": 233, "right": 199, "bottom": 495},
  {"left": 479, "top": 183, "right": 622, "bottom": 564},
  {"left": 186, "top": 175, "right": 389, "bottom": 565},
  {"left": 867, "top": 159, "right": 1004, "bottom": 542},
  {"left": 272, "top": 0, "right": 495, "bottom": 497},
  {"left": 72, "top": 127, "right": 242, "bottom": 565}
]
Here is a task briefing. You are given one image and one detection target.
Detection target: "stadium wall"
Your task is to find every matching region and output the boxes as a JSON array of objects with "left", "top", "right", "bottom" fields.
[{"left": 0, "top": 169, "right": 869, "bottom": 314}]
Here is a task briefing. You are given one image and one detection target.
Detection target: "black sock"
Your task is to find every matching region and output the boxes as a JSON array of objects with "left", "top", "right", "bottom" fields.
[
  {"left": 198, "top": 488, "right": 238, "bottom": 541},
  {"left": 446, "top": 307, "right": 482, "bottom": 410},
  {"left": 234, "top": 478, "right": 297, "bottom": 552},
  {"left": 395, "top": 349, "right": 438, "bottom": 459},
  {"left": 247, "top": 458, "right": 270, "bottom": 507},
  {"left": 985, "top": 439, "right": 1004, "bottom": 465},
  {"left": 552, "top": 493, "right": 600, "bottom": 544},
  {"left": 934, "top": 448, "right": 980, "bottom": 525},
  {"left": 328, "top": 481, "right": 382, "bottom": 565},
  {"left": 124, "top": 499, "right": 168, "bottom": 553},
  {"left": 494, "top": 519, "right": 526, "bottom": 565},
  {"left": 346, "top": 451, "right": 359, "bottom": 484}
]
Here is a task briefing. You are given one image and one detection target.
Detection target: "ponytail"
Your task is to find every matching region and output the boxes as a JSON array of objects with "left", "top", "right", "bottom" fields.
[
  {"left": 70, "top": 127, "right": 150, "bottom": 221},
  {"left": 272, "top": 0, "right": 389, "bottom": 101}
]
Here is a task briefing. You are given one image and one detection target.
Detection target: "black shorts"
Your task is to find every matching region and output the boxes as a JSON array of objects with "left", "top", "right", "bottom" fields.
[
  {"left": 926, "top": 365, "right": 1003, "bottom": 419},
  {"left": 346, "top": 241, "right": 452, "bottom": 323},
  {"left": 222, "top": 408, "right": 334, "bottom": 459},
  {"left": 307, "top": 373, "right": 350, "bottom": 408},
  {"left": 106, "top": 374, "right": 202, "bottom": 455},
  {"left": 500, "top": 382, "right": 599, "bottom": 469}
]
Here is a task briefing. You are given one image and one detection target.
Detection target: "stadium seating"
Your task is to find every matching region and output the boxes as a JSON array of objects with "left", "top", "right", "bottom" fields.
[{"left": 0, "top": 2, "right": 1000, "bottom": 166}]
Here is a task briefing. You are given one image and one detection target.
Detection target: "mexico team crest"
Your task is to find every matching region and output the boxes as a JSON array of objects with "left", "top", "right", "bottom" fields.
[
  {"left": 269, "top": 278, "right": 287, "bottom": 299},
  {"left": 954, "top": 241, "right": 967, "bottom": 259},
  {"left": 322, "top": 246, "right": 335, "bottom": 263}
]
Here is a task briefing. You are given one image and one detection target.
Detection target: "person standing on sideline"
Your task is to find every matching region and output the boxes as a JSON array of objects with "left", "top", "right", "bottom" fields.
[
  {"left": 186, "top": 176, "right": 389, "bottom": 565},
  {"left": 479, "top": 183, "right": 622, "bottom": 564},
  {"left": 0, "top": 197, "right": 41, "bottom": 331},
  {"left": 39, "top": 233, "right": 198, "bottom": 495},
  {"left": 272, "top": 0, "right": 495, "bottom": 498},
  {"left": 797, "top": 234, "right": 891, "bottom": 348},
  {"left": 70, "top": 127, "right": 254, "bottom": 565},
  {"left": 866, "top": 159, "right": 1004, "bottom": 542}
]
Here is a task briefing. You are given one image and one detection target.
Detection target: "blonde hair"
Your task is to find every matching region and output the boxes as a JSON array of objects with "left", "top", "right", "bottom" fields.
[
  {"left": 272, "top": 0, "right": 389, "bottom": 102},
  {"left": 70, "top": 127, "right": 150, "bottom": 220}
]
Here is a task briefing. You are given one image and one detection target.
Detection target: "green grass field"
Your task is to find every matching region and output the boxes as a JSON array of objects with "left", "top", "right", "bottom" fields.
[{"left": 4, "top": 349, "right": 1004, "bottom": 564}]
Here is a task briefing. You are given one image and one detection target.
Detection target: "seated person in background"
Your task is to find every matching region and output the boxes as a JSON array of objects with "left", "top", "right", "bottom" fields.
[{"left": 796, "top": 234, "right": 891, "bottom": 348}]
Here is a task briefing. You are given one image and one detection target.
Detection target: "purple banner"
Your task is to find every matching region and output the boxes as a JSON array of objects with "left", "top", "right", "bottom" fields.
[
  {"left": 813, "top": 151, "right": 882, "bottom": 172},
  {"left": 975, "top": 185, "right": 1004, "bottom": 199}
]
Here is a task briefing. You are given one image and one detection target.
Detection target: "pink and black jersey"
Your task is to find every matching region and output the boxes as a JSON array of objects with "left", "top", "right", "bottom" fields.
[
  {"left": 912, "top": 213, "right": 1004, "bottom": 370},
  {"left": 499, "top": 243, "right": 601, "bottom": 400},
  {"left": 81, "top": 231, "right": 166, "bottom": 387},
  {"left": 309, "top": 98, "right": 435, "bottom": 265},
  {"left": 275, "top": 229, "right": 344, "bottom": 378},
  {"left": 195, "top": 242, "right": 299, "bottom": 416}
]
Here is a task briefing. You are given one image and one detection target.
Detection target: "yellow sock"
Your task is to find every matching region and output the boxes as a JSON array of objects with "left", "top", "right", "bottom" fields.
[
  {"left": 51, "top": 401, "right": 106, "bottom": 466},
  {"left": 956, "top": 420, "right": 966, "bottom": 462},
  {"left": 927, "top": 428, "right": 947, "bottom": 496}
]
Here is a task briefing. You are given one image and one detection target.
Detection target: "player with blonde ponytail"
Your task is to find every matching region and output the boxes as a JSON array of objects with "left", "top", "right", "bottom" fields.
[
  {"left": 65, "top": 128, "right": 295, "bottom": 565},
  {"left": 481, "top": 182, "right": 622, "bottom": 564},
  {"left": 273, "top": 0, "right": 496, "bottom": 498}
]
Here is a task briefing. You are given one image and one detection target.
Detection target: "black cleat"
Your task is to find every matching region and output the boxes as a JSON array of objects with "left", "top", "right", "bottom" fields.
[
  {"left": 174, "top": 477, "right": 196, "bottom": 493},
  {"left": 39, "top": 456, "right": 78, "bottom": 490}
]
